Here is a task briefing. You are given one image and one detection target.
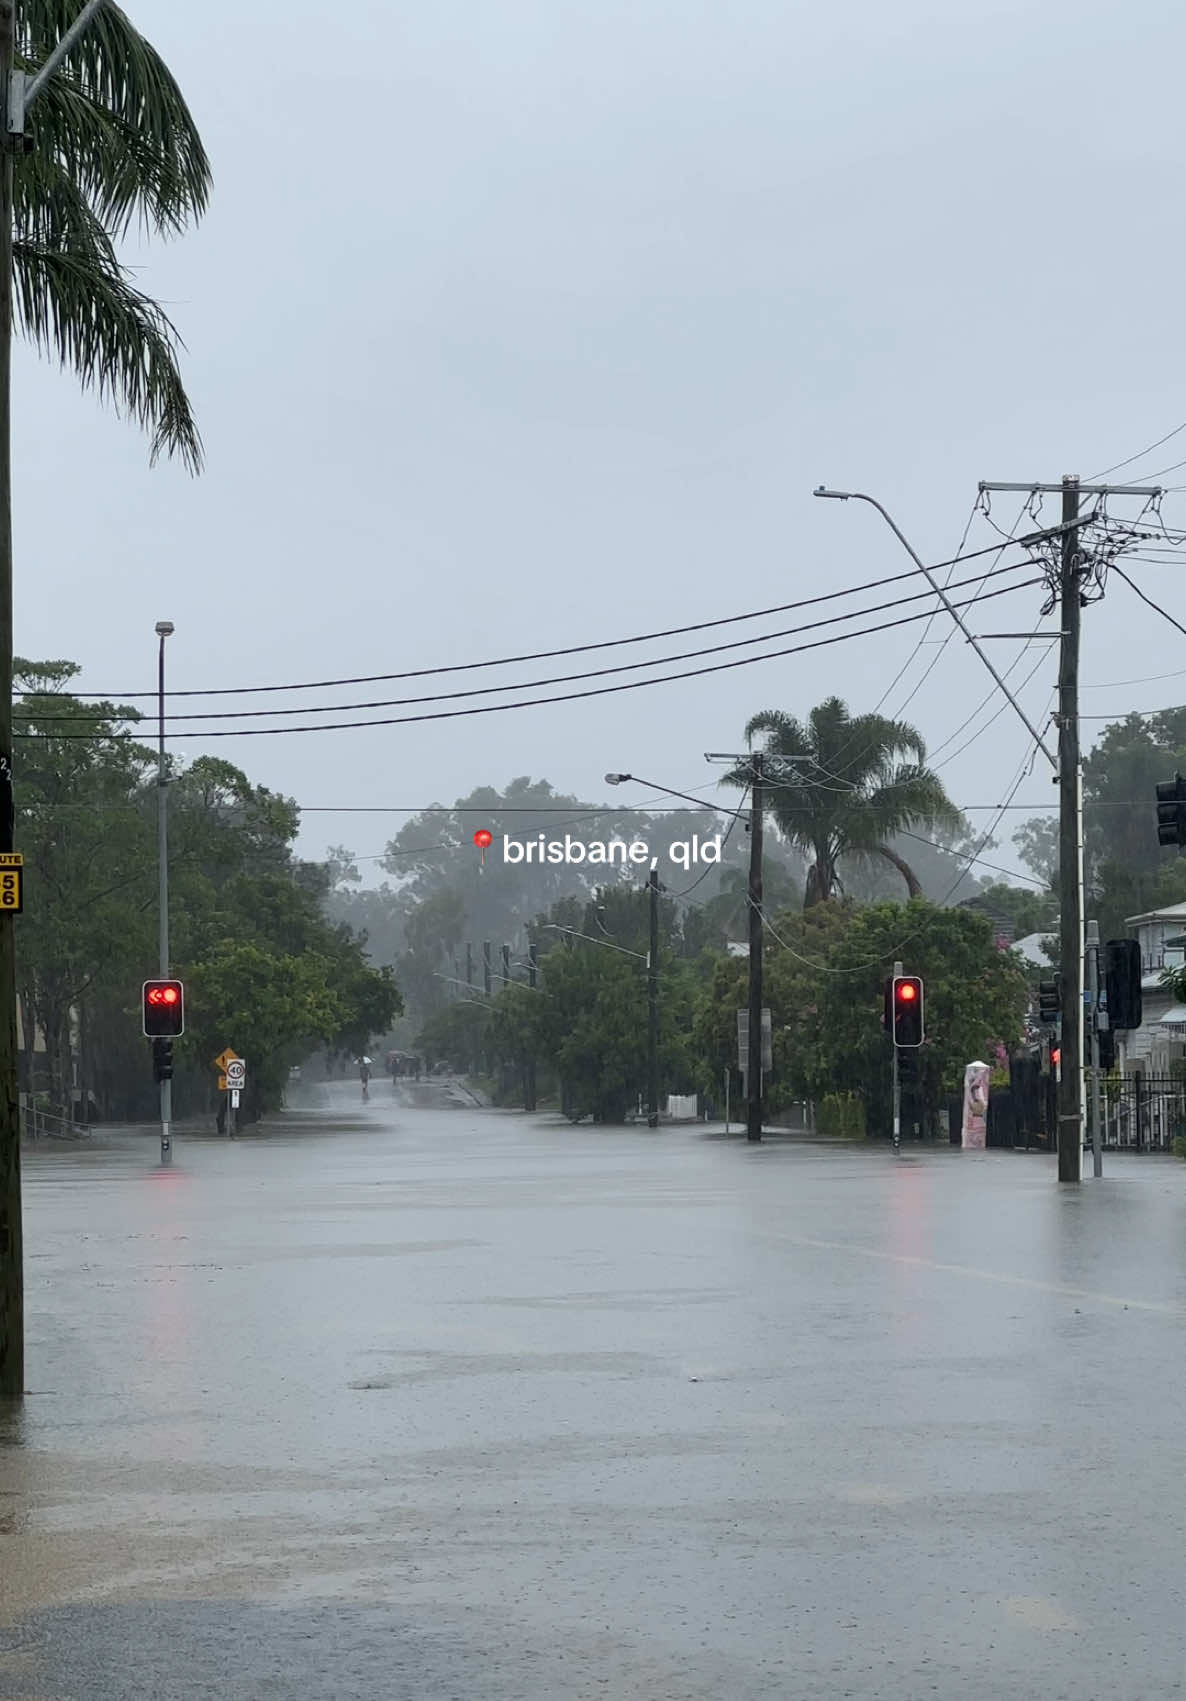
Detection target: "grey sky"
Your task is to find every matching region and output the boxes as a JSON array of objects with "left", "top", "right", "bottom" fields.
[{"left": 14, "top": 0, "right": 1186, "bottom": 884}]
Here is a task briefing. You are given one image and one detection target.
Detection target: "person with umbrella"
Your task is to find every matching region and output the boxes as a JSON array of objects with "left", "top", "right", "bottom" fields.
[{"left": 358, "top": 1056, "right": 372, "bottom": 1101}]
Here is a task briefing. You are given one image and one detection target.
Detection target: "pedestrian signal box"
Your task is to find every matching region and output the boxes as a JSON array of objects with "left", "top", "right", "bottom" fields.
[
  {"left": 142, "top": 979, "right": 184, "bottom": 1037},
  {"left": 892, "top": 975, "right": 924, "bottom": 1048}
]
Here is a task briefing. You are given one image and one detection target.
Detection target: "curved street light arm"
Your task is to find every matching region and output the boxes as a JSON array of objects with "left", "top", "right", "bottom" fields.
[{"left": 813, "top": 487, "right": 1057, "bottom": 770}]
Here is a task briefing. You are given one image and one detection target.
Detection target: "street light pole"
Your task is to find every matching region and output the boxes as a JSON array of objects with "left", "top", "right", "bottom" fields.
[
  {"left": 746, "top": 754, "right": 765, "bottom": 1142},
  {"left": 647, "top": 867, "right": 659, "bottom": 1128},
  {"left": 156, "top": 621, "right": 173, "bottom": 1166}
]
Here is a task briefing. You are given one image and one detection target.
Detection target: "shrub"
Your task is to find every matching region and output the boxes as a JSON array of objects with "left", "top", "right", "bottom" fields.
[{"left": 816, "top": 1092, "right": 866, "bottom": 1139}]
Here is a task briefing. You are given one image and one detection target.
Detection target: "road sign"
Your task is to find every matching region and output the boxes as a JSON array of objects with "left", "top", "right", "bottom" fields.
[
  {"left": 225, "top": 1058, "right": 246, "bottom": 1090},
  {"left": 217, "top": 1073, "right": 227, "bottom": 1091},
  {"left": 736, "top": 1008, "right": 772, "bottom": 1072},
  {"left": 230, "top": 1088, "right": 241, "bottom": 1108},
  {"left": 0, "top": 852, "right": 24, "bottom": 915},
  {"left": 213, "top": 1047, "right": 241, "bottom": 1073}
]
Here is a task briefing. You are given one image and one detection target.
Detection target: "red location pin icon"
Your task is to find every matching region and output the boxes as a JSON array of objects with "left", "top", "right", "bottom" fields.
[{"left": 474, "top": 829, "right": 493, "bottom": 867}]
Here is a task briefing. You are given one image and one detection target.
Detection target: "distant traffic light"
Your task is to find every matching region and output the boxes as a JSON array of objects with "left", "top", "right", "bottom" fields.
[
  {"left": 151, "top": 1038, "right": 174, "bottom": 1082},
  {"left": 892, "top": 975, "right": 924, "bottom": 1047},
  {"left": 1038, "top": 979, "right": 1060, "bottom": 1025},
  {"left": 1156, "top": 774, "right": 1186, "bottom": 848},
  {"left": 142, "top": 979, "right": 184, "bottom": 1037},
  {"left": 1104, "top": 938, "right": 1142, "bottom": 1032}
]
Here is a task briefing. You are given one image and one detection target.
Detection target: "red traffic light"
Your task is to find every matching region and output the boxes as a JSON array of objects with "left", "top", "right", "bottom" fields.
[
  {"left": 142, "top": 978, "right": 185, "bottom": 1037},
  {"left": 892, "top": 975, "right": 924, "bottom": 1047}
]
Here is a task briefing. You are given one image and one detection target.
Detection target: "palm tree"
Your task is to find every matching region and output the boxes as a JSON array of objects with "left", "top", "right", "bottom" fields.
[
  {"left": 12, "top": 0, "right": 211, "bottom": 470},
  {"left": 725, "top": 697, "right": 963, "bottom": 907},
  {"left": 1, "top": 3, "right": 209, "bottom": 1393}
]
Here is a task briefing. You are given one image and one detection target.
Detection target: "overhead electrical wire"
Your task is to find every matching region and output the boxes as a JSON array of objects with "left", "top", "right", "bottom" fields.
[
  {"left": 14, "top": 576, "right": 1045, "bottom": 742},
  {"left": 1088, "top": 419, "right": 1186, "bottom": 481},
  {"left": 43, "top": 532, "right": 1065, "bottom": 705},
  {"left": 1110, "top": 563, "right": 1186, "bottom": 640},
  {"left": 16, "top": 562, "right": 1039, "bottom": 727}
]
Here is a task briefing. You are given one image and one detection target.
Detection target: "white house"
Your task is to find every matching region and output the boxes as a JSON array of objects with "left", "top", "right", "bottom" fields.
[{"left": 1121, "top": 899, "right": 1186, "bottom": 1073}]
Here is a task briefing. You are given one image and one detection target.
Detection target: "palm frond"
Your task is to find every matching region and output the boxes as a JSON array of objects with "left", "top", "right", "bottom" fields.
[
  {"left": 17, "top": 0, "right": 210, "bottom": 237},
  {"left": 13, "top": 240, "right": 203, "bottom": 472}
]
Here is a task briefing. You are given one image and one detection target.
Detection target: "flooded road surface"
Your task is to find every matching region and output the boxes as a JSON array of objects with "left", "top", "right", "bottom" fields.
[{"left": 3, "top": 1085, "right": 1186, "bottom": 1698}]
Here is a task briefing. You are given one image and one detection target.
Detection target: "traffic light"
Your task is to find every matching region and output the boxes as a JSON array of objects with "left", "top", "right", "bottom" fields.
[
  {"left": 1097, "top": 1028, "right": 1116, "bottom": 1072},
  {"left": 151, "top": 1038, "right": 174, "bottom": 1083},
  {"left": 1157, "top": 773, "right": 1186, "bottom": 848},
  {"left": 892, "top": 975, "right": 924, "bottom": 1047},
  {"left": 1104, "top": 938, "right": 1142, "bottom": 1031},
  {"left": 1038, "top": 979, "right": 1060, "bottom": 1025},
  {"left": 142, "top": 979, "right": 184, "bottom": 1037}
]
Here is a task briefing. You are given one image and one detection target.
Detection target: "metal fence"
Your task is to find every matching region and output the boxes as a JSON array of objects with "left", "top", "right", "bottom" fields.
[
  {"left": 19, "top": 1095, "right": 89, "bottom": 1139},
  {"left": 1091, "top": 1074, "right": 1186, "bottom": 1152}
]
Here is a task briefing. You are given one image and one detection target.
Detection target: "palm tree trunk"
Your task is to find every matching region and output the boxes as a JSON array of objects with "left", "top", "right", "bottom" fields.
[{"left": 875, "top": 843, "right": 922, "bottom": 898}]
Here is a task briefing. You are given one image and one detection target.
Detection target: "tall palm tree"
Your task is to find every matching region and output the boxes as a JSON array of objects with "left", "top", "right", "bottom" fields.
[
  {"left": 0, "top": 2, "right": 209, "bottom": 1393},
  {"left": 13, "top": 0, "right": 211, "bottom": 469},
  {"left": 726, "top": 697, "right": 963, "bottom": 907}
]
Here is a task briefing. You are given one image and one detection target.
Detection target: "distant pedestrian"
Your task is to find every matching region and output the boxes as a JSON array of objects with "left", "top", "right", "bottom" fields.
[{"left": 359, "top": 1057, "right": 371, "bottom": 1101}]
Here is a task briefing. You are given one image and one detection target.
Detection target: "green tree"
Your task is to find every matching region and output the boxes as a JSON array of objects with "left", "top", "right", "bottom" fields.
[
  {"left": 726, "top": 698, "right": 962, "bottom": 906},
  {"left": 12, "top": 0, "right": 211, "bottom": 467},
  {"left": 13, "top": 659, "right": 155, "bottom": 1113},
  {"left": 693, "top": 900, "right": 1028, "bottom": 1134},
  {"left": 810, "top": 901, "right": 1029, "bottom": 1132}
]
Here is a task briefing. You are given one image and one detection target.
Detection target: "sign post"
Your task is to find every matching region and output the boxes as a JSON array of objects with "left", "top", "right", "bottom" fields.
[{"left": 213, "top": 1049, "right": 245, "bottom": 1136}]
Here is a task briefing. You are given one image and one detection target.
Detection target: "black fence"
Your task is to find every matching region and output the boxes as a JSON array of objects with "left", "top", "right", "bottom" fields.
[
  {"left": 1090, "top": 1074, "right": 1186, "bottom": 1152},
  {"left": 984, "top": 1062, "right": 1185, "bottom": 1153}
]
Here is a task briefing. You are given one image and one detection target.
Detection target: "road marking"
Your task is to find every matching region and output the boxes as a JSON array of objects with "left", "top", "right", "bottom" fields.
[{"left": 759, "top": 1229, "right": 1182, "bottom": 1315}]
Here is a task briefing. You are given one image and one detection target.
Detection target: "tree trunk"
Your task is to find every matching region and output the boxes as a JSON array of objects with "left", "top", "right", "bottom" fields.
[
  {"left": 804, "top": 850, "right": 837, "bottom": 907},
  {"left": 875, "top": 843, "right": 922, "bottom": 898}
]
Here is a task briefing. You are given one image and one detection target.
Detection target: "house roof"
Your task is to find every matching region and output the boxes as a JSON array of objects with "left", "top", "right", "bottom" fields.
[
  {"left": 1010, "top": 931, "right": 1054, "bottom": 968},
  {"left": 1125, "top": 900, "right": 1186, "bottom": 926}
]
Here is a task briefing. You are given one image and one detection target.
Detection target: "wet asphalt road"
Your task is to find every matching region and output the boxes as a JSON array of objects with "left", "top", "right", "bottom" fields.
[{"left": 3, "top": 1083, "right": 1186, "bottom": 1699}]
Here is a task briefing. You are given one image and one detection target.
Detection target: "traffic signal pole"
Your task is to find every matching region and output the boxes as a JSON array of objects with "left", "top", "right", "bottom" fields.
[
  {"left": 1086, "top": 919, "right": 1103, "bottom": 1179},
  {"left": 891, "top": 958, "right": 902, "bottom": 1153},
  {"left": 157, "top": 625, "right": 173, "bottom": 1166}
]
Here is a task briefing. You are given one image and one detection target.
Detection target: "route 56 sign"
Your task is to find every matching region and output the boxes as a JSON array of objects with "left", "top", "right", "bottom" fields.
[{"left": 0, "top": 854, "right": 23, "bottom": 915}]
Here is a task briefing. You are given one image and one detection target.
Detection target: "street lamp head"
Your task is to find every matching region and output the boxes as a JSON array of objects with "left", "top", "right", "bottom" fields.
[
  {"left": 813, "top": 486, "right": 851, "bottom": 501},
  {"left": 155, "top": 620, "right": 175, "bottom": 638},
  {"left": 604, "top": 772, "right": 631, "bottom": 785}
]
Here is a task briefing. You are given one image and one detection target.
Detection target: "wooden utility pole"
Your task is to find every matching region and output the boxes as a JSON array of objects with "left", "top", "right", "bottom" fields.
[
  {"left": 0, "top": 0, "right": 20, "bottom": 1397},
  {"left": 979, "top": 473, "right": 1162, "bottom": 1183},
  {"left": 747, "top": 754, "right": 764, "bottom": 1142},
  {"left": 1056, "top": 475, "right": 1084, "bottom": 1181}
]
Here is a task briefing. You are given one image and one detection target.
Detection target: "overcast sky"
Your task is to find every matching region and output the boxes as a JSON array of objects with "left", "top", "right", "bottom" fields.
[{"left": 14, "top": 0, "right": 1186, "bottom": 885}]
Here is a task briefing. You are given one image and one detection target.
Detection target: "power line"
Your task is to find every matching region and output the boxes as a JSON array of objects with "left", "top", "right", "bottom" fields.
[
  {"left": 46, "top": 535, "right": 1058, "bottom": 704},
  {"left": 13, "top": 577, "right": 1045, "bottom": 742},
  {"left": 1110, "top": 563, "right": 1186, "bottom": 640},
  {"left": 1089, "top": 419, "right": 1186, "bottom": 481},
  {"left": 15, "top": 562, "right": 1038, "bottom": 726}
]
